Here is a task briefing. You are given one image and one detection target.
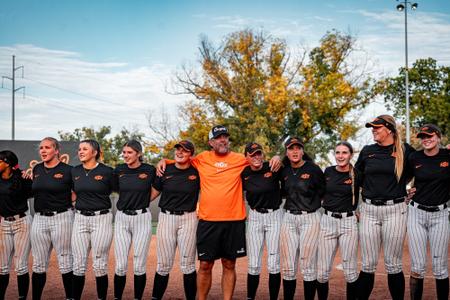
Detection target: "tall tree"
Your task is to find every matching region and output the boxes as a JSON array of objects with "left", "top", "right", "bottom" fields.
[
  {"left": 377, "top": 57, "right": 450, "bottom": 135},
  {"left": 175, "top": 29, "right": 374, "bottom": 161}
]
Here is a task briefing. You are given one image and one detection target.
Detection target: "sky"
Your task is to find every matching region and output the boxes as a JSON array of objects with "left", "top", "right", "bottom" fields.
[{"left": 1, "top": 0, "right": 449, "bottom": 142}]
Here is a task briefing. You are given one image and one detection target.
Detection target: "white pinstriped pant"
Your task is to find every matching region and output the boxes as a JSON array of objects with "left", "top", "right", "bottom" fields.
[
  {"left": 246, "top": 208, "right": 282, "bottom": 275},
  {"left": 114, "top": 210, "right": 152, "bottom": 276},
  {"left": 280, "top": 210, "right": 321, "bottom": 281},
  {"left": 0, "top": 215, "right": 32, "bottom": 276},
  {"left": 317, "top": 213, "right": 358, "bottom": 283},
  {"left": 31, "top": 210, "right": 74, "bottom": 274},
  {"left": 71, "top": 212, "right": 113, "bottom": 277},
  {"left": 156, "top": 211, "right": 197, "bottom": 276},
  {"left": 359, "top": 201, "right": 407, "bottom": 274},
  {"left": 407, "top": 205, "right": 449, "bottom": 279}
]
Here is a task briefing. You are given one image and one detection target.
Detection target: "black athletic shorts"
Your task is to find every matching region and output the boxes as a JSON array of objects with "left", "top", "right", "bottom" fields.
[{"left": 196, "top": 219, "right": 246, "bottom": 261}]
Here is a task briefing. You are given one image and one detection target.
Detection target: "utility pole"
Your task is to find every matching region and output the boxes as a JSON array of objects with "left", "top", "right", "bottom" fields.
[{"left": 2, "top": 55, "right": 25, "bottom": 140}]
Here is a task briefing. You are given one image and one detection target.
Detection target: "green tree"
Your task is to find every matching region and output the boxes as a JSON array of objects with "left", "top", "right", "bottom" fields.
[
  {"left": 174, "top": 29, "right": 375, "bottom": 162},
  {"left": 377, "top": 57, "right": 450, "bottom": 135}
]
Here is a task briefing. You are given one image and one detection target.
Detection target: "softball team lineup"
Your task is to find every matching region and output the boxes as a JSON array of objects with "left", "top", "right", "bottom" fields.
[{"left": 0, "top": 114, "right": 448, "bottom": 300}]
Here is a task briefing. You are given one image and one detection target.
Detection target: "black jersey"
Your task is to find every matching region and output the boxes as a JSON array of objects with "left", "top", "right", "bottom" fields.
[
  {"left": 72, "top": 163, "right": 113, "bottom": 211},
  {"left": 408, "top": 148, "right": 449, "bottom": 206},
  {"left": 355, "top": 143, "right": 415, "bottom": 200},
  {"left": 113, "top": 163, "right": 156, "bottom": 210},
  {"left": 322, "top": 166, "right": 360, "bottom": 212},
  {"left": 241, "top": 161, "right": 282, "bottom": 209},
  {"left": 0, "top": 171, "right": 32, "bottom": 217},
  {"left": 32, "top": 162, "right": 73, "bottom": 212},
  {"left": 281, "top": 161, "right": 326, "bottom": 212},
  {"left": 152, "top": 164, "right": 200, "bottom": 212}
]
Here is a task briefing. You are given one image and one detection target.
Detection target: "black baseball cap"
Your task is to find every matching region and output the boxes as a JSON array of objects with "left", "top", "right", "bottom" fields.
[
  {"left": 174, "top": 140, "right": 195, "bottom": 154},
  {"left": 208, "top": 125, "right": 229, "bottom": 140},
  {"left": 284, "top": 137, "right": 303, "bottom": 149},
  {"left": 244, "top": 142, "right": 263, "bottom": 156},
  {"left": 365, "top": 116, "right": 396, "bottom": 132},
  {"left": 417, "top": 124, "right": 441, "bottom": 139}
]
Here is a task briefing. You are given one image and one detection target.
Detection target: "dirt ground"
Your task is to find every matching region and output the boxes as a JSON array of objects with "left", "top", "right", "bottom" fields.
[{"left": 5, "top": 236, "right": 448, "bottom": 299}]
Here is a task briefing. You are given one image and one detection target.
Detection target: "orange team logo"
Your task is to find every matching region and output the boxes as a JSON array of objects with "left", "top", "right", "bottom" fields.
[
  {"left": 188, "top": 175, "right": 197, "bottom": 180},
  {"left": 264, "top": 172, "right": 272, "bottom": 178},
  {"left": 94, "top": 175, "right": 103, "bottom": 181},
  {"left": 344, "top": 179, "right": 352, "bottom": 185},
  {"left": 300, "top": 173, "right": 310, "bottom": 179},
  {"left": 251, "top": 144, "right": 259, "bottom": 149},
  {"left": 74, "top": 176, "right": 80, "bottom": 181},
  {"left": 53, "top": 173, "right": 64, "bottom": 179},
  {"left": 440, "top": 161, "right": 449, "bottom": 168},
  {"left": 138, "top": 173, "right": 148, "bottom": 179}
]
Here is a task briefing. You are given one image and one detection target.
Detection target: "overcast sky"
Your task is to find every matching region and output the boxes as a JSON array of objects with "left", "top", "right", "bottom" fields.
[{"left": 1, "top": 0, "right": 449, "bottom": 141}]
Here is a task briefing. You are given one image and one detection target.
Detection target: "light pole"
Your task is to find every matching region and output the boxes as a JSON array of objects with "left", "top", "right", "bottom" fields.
[{"left": 396, "top": 1, "right": 418, "bottom": 143}]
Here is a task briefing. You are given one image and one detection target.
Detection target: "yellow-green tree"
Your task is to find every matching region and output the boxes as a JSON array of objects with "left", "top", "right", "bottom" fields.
[{"left": 175, "top": 29, "right": 375, "bottom": 161}]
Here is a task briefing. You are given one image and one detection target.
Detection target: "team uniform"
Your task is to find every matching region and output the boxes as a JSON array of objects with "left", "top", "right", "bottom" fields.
[
  {"left": 151, "top": 164, "right": 200, "bottom": 300},
  {"left": 112, "top": 163, "right": 155, "bottom": 300},
  {"left": 0, "top": 170, "right": 32, "bottom": 300},
  {"left": 316, "top": 166, "right": 359, "bottom": 299},
  {"left": 355, "top": 142, "right": 415, "bottom": 299},
  {"left": 280, "top": 161, "right": 326, "bottom": 300},
  {"left": 407, "top": 148, "right": 449, "bottom": 299},
  {"left": 31, "top": 162, "right": 74, "bottom": 299},
  {"left": 242, "top": 161, "right": 282, "bottom": 300},
  {"left": 71, "top": 163, "right": 114, "bottom": 300}
]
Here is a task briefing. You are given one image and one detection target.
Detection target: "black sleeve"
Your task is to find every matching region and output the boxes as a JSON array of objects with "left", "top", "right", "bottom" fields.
[
  {"left": 314, "top": 166, "right": 326, "bottom": 199},
  {"left": 152, "top": 174, "right": 163, "bottom": 192},
  {"left": 111, "top": 167, "right": 120, "bottom": 192},
  {"left": 403, "top": 143, "right": 416, "bottom": 182}
]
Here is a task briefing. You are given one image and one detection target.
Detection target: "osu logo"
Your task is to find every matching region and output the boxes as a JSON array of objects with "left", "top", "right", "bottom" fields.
[
  {"left": 138, "top": 173, "right": 148, "bottom": 179},
  {"left": 214, "top": 162, "right": 228, "bottom": 168},
  {"left": 344, "top": 179, "right": 352, "bottom": 185},
  {"left": 440, "top": 161, "right": 449, "bottom": 168},
  {"left": 188, "top": 175, "right": 197, "bottom": 180},
  {"left": 53, "top": 173, "right": 64, "bottom": 179},
  {"left": 94, "top": 175, "right": 103, "bottom": 181},
  {"left": 264, "top": 172, "right": 272, "bottom": 178},
  {"left": 300, "top": 173, "right": 310, "bottom": 179}
]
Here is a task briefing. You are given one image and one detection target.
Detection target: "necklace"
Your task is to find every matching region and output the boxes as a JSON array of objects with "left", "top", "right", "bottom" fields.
[
  {"left": 83, "top": 163, "right": 99, "bottom": 176},
  {"left": 290, "top": 160, "right": 305, "bottom": 176}
]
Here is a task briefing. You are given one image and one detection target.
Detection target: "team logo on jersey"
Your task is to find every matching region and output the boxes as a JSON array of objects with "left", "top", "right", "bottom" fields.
[
  {"left": 344, "top": 179, "right": 352, "bottom": 185},
  {"left": 188, "top": 175, "right": 197, "bottom": 180},
  {"left": 138, "top": 173, "right": 148, "bottom": 179},
  {"left": 53, "top": 173, "right": 64, "bottom": 179},
  {"left": 119, "top": 173, "right": 125, "bottom": 177},
  {"left": 300, "top": 173, "right": 310, "bottom": 179},
  {"left": 74, "top": 176, "right": 80, "bottom": 181},
  {"left": 415, "top": 164, "right": 422, "bottom": 169},
  {"left": 34, "top": 174, "right": 40, "bottom": 178},
  {"left": 440, "top": 161, "right": 449, "bottom": 168},
  {"left": 94, "top": 175, "right": 103, "bottom": 181},
  {"left": 264, "top": 172, "right": 272, "bottom": 178},
  {"left": 214, "top": 161, "right": 228, "bottom": 168},
  {"left": 165, "top": 175, "right": 173, "bottom": 180},
  {"left": 244, "top": 176, "right": 250, "bottom": 181},
  {"left": 368, "top": 154, "right": 375, "bottom": 158}
]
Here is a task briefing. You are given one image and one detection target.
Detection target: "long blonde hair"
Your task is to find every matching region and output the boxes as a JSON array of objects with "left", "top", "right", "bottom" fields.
[{"left": 378, "top": 115, "right": 404, "bottom": 182}]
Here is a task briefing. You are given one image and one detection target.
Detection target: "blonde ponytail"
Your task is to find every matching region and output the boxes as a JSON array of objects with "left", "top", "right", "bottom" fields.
[{"left": 393, "top": 125, "right": 404, "bottom": 182}]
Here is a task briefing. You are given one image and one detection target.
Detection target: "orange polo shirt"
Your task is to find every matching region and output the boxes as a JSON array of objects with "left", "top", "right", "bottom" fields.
[{"left": 190, "top": 150, "right": 248, "bottom": 221}]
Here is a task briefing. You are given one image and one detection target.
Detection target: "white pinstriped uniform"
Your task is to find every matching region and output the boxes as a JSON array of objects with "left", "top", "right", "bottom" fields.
[
  {"left": 0, "top": 215, "right": 32, "bottom": 276},
  {"left": 317, "top": 213, "right": 358, "bottom": 283},
  {"left": 156, "top": 211, "right": 197, "bottom": 276},
  {"left": 114, "top": 210, "right": 152, "bottom": 276},
  {"left": 31, "top": 210, "right": 74, "bottom": 274},
  {"left": 247, "top": 208, "right": 283, "bottom": 275},
  {"left": 280, "top": 211, "right": 321, "bottom": 281},
  {"left": 71, "top": 212, "right": 113, "bottom": 276}
]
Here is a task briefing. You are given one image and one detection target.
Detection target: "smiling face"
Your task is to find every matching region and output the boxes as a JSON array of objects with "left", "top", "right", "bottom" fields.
[
  {"left": 39, "top": 139, "right": 59, "bottom": 164},
  {"left": 174, "top": 146, "right": 192, "bottom": 164},
  {"left": 371, "top": 125, "right": 392, "bottom": 144},
  {"left": 286, "top": 144, "right": 304, "bottom": 165},
  {"left": 78, "top": 142, "right": 97, "bottom": 163},
  {"left": 334, "top": 144, "right": 352, "bottom": 168},
  {"left": 208, "top": 134, "right": 230, "bottom": 155},
  {"left": 122, "top": 146, "right": 141, "bottom": 167},
  {"left": 246, "top": 150, "right": 264, "bottom": 170},
  {"left": 421, "top": 134, "right": 440, "bottom": 151}
]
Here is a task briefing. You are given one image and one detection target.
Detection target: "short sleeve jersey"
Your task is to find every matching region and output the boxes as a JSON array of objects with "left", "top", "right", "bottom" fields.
[
  {"left": 153, "top": 164, "right": 200, "bottom": 212},
  {"left": 408, "top": 148, "right": 449, "bottom": 206},
  {"left": 281, "top": 161, "right": 326, "bottom": 212},
  {"left": 32, "top": 162, "right": 73, "bottom": 212},
  {"left": 72, "top": 163, "right": 113, "bottom": 211},
  {"left": 322, "top": 166, "right": 360, "bottom": 212},
  {"left": 191, "top": 150, "right": 248, "bottom": 221},
  {"left": 241, "top": 161, "right": 282, "bottom": 210},
  {"left": 0, "top": 172, "right": 32, "bottom": 216},
  {"left": 355, "top": 143, "right": 415, "bottom": 200},
  {"left": 113, "top": 163, "right": 156, "bottom": 210}
]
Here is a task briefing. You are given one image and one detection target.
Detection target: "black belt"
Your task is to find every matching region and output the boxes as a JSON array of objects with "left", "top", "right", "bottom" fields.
[
  {"left": 37, "top": 208, "right": 70, "bottom": 217},
  {"left": 286, "top": 209, "right": 317, "bottom": 215},
  {"left": 2, "top": 212, "right": 27, "bottom": 222},
  {"left": 161, "top": 208, "right": 193, "bottom": 215},
  {"left": 410, "top": 201, "right": 448, "bottom": 212},
  {"left": 122, "top": 208, "right": 147, "bottom": 216},
  {"left": 77, "top": 209, "right": 110, "bottom": 216},
  {"left": 324, "top": 209, "right": 354, "bottom": 219},
  {"left": 363, "top": 197, "right": 405, "bottom": 206},
  {"left": 252, "top": 207, "right": 279, "bottom": 214}
]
